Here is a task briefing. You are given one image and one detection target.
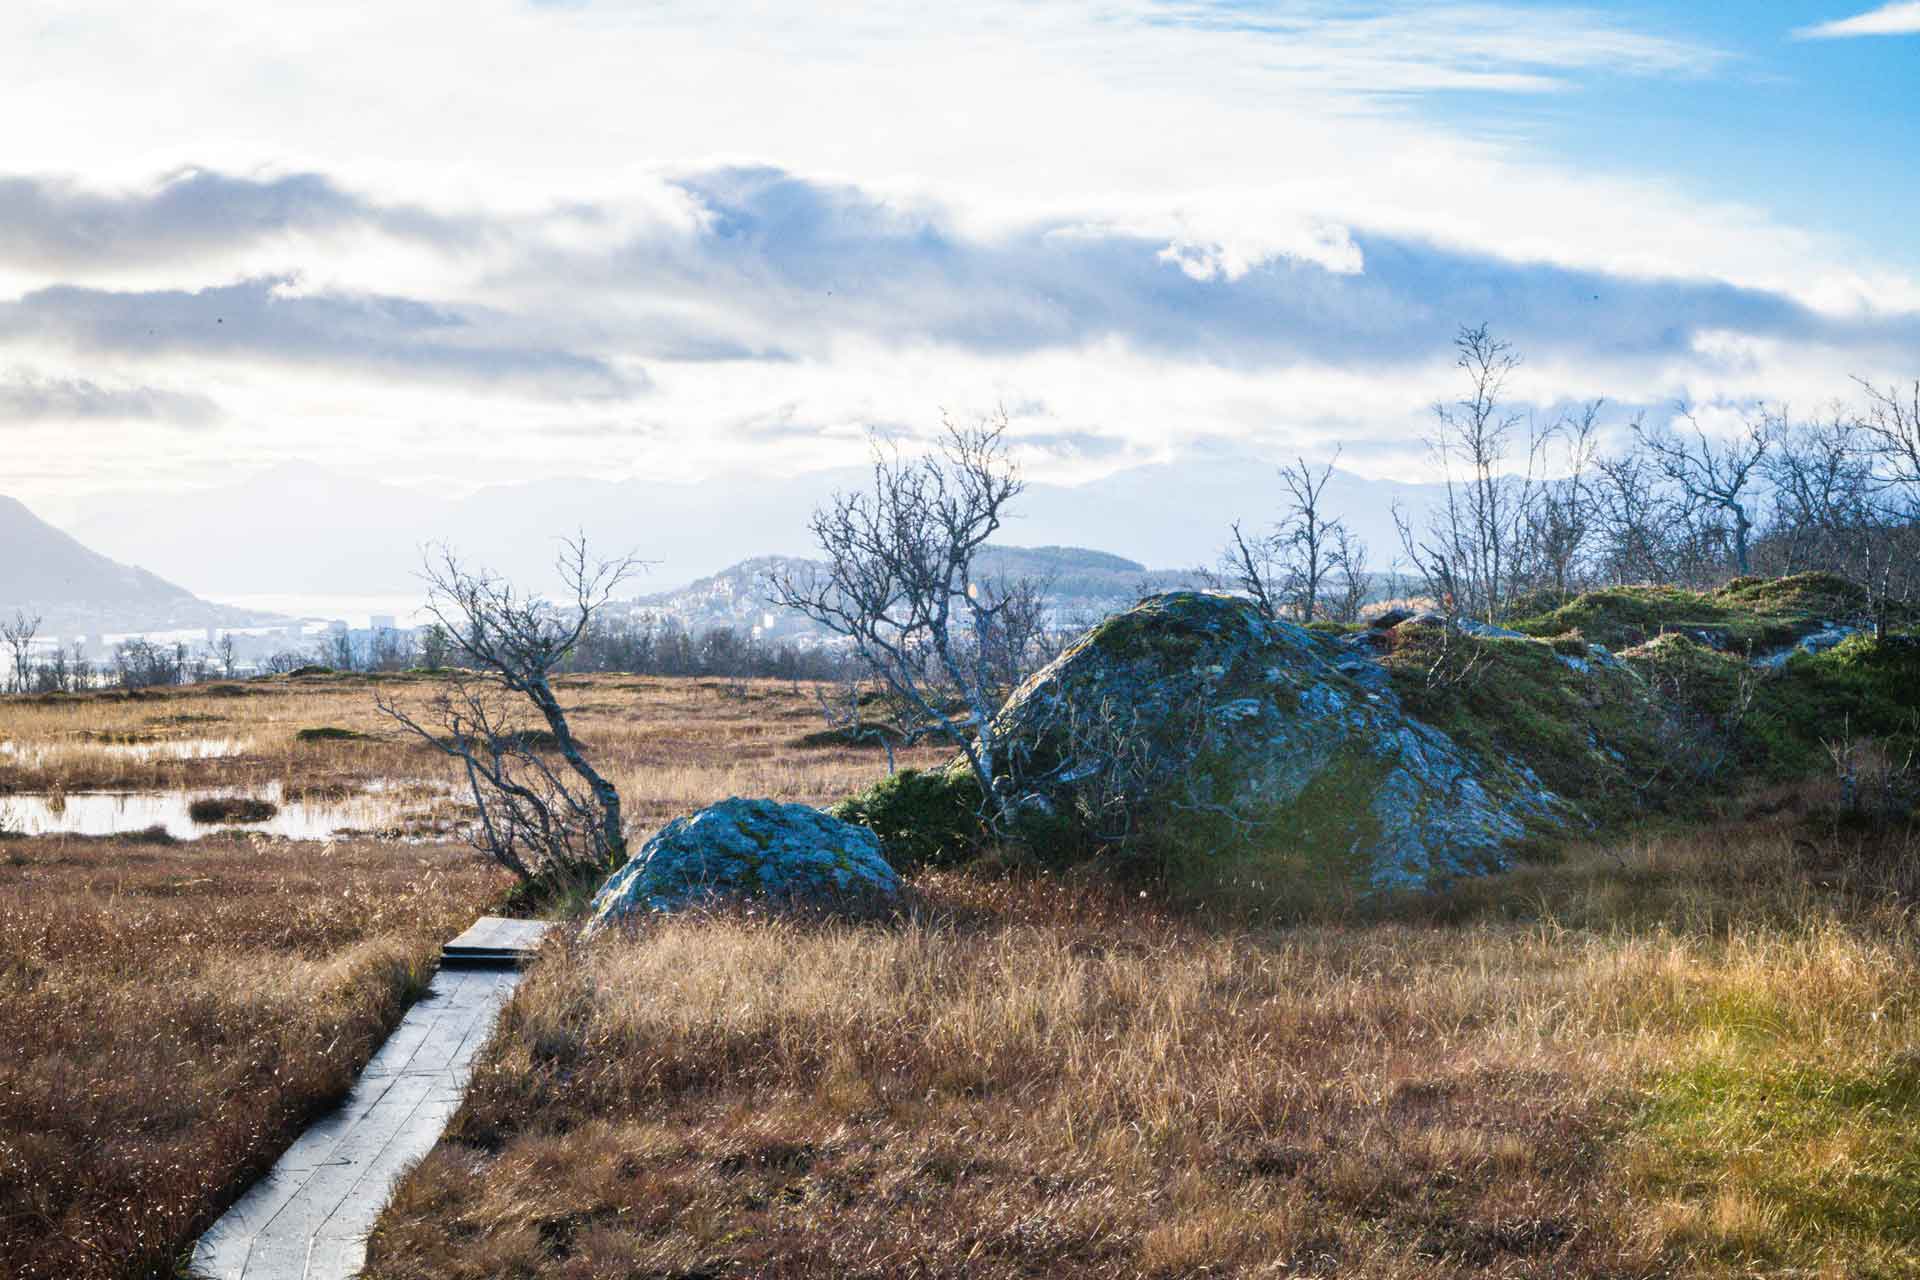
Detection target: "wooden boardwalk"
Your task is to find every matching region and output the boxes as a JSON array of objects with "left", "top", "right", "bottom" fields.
[
  {"left": 191, "top": 920, "right": 550, "bottom": 1280},
  {"left": 441, "top": 915, "right": 554, "bottom": 966}
]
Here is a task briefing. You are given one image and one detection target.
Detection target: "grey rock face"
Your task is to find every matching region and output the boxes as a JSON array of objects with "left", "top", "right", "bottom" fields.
[
  {"left": 1455, "top": 618, "right": 1532, "bottom": 641},
  {"left": 584, "top": 797, "right": 899, "bottom": 933},
  {"left": 993, "top": 592, "right": 1569, "bottom": 890},
  {"left": 1754, "top": 623, "right": 1863, "bottom": 670}
]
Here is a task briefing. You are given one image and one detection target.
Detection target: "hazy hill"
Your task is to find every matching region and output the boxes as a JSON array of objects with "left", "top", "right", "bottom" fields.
[
  {"left": 627, "top": 546, "right": 1210, "bottom": 640},
  {"left": 63, "top": 457, "right": 1448, "bottom": 600},
  {"left": 0, "top": 495, "right": 279, "bottom": 638}
]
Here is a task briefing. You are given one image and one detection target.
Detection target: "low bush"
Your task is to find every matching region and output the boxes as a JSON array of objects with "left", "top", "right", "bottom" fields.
[
  {"left": 188, "top": 797, "right": 279, "bottom": 824},
  {"left": 829, "top": 767, "right": 984, "bottom": 869},
  {"left": 789, "top": 722, "right": 906, "bottom": 749},
  {"left": 295, "top": 726, "right": 369, "bottom": 743}
]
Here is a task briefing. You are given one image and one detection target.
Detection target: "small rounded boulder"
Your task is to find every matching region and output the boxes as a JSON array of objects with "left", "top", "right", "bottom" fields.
[{"left": 584, "top": 796, "right": 899, "bottom": 935}]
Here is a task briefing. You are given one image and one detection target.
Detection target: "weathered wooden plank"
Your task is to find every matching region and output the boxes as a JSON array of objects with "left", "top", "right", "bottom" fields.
[
  {"left": 190, "top": 965, "right": 523, "bottom": 1280},
  {"left": 441, "top": 915, "right": 551, "bottom": 962}
]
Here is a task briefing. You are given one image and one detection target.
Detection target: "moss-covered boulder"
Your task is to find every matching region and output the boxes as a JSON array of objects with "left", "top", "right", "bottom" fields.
[
  {"left": 583, "top": 797, "right": 898, "bottom": 933},
  {"left": 985, "top": 592, "right": 1570, "bottom": 890}
]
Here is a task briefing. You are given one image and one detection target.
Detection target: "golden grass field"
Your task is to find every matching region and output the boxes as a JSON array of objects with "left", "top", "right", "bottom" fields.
[{"left": 3, "top": 671, "right": 1918, "bottom": 1279}]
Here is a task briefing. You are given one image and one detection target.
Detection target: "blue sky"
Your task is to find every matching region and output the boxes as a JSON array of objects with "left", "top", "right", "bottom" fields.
[
  {"left": 1414, "top": 3, "right": 1920, "bottom": 268},
  {"left": 0, "top": 0, "right": 1914, "bottom": 519}
]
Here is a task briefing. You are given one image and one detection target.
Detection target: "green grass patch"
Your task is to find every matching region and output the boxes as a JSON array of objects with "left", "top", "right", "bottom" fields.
[{"left": 1635, "top": 1051, "right": 1920, "bottom": 1276}]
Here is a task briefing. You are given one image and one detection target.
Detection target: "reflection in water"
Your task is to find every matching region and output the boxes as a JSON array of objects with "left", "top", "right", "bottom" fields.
[
  {"left": 0, "top": 780, "right": 458, "bottom": 842},
  {"left": 1, "top": 737, "right": 255, "bottom": 767},
  {"left": 96, "top": 737, "right": 254, "bottom": 762}
]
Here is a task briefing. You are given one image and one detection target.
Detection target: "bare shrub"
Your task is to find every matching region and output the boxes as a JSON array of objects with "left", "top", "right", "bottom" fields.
[
  {"left": 377, "top": 536, "right": 640, "bottom": 884},
  {"left": 771, "top": 413, "right": 1044, "bottom": 828}
]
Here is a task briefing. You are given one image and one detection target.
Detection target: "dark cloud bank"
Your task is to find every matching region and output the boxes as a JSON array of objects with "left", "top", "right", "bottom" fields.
[{"left": 0, "top": 165, "right": 1912, "bottom": 399}]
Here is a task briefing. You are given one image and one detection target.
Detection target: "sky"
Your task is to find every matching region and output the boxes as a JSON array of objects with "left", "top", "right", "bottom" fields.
[{"left": 1, "top": 0, "right": 1916, "bottom": 525}]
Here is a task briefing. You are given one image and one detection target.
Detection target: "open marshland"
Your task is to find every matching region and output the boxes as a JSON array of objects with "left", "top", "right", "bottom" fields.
[
  {"left": 2, "top": 671, "right": 1917, "bottom": 1278},
  {"left": 362, "top": 788, "right": 1920, "bottom": 1280},
  {"left": 0, "top": 672, "right": 938, "bottom": 1280}
]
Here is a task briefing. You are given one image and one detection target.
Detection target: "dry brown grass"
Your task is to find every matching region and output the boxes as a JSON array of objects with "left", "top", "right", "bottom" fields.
[
  {"left": 0, "top": 672, "right": 922, "bottom": 1280},
  {"left": 364, "top": 790, "right": 1920, "bottom": 1279},
  {"left": 10, "top": 674, "right": 1919, "bottom": 1278},
  {"left": 0, "top": 833, "right": 508, "bottom": 1279}
]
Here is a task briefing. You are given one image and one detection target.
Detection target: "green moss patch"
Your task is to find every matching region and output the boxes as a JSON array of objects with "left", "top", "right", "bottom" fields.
[
  {"left": 1384, "top": 626, "right": 1666, "bottom": 819},
  {"left": 1513, "top": 572, "right": 1873, "bottom": 653},
  {"left": 1746, "top": 633, "right": 1920, "bottom": 776}
]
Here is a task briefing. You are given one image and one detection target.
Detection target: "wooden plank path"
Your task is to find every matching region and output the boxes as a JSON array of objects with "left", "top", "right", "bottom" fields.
[
  {"left": 441, "top": 915, "right": 554, "bottom": 966},
  {"left": 191, "top": 919, "right": 551, "bottom": 1280}
]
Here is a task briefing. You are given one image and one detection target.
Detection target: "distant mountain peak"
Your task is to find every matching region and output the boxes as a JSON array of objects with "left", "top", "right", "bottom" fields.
[
  {"left": 0, "top": 494, "right": 280, "bottom": 638},
  {"left": 627, "top": 543, "right": 1205, "bottom": 640}
]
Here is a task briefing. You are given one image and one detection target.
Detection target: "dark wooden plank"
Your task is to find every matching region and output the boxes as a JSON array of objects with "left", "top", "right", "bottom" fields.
[{"left": 442, "top": 915, "right": 552, "bottom": 962}]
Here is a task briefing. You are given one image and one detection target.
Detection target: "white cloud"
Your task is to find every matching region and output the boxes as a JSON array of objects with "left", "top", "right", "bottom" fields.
[
  {"left": 1795, "top": 3, "right": 1920, "bottom": 38},
  {"left": 0, "top": 0, "right": 1912, "bottom": 524}
]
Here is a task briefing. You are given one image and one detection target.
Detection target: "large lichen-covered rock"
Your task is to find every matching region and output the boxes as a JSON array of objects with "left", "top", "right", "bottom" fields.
[
  {"left": 584, "top": 797, "right": 898, "bottom": 933},
  {"left": 990, "top": 592, "right": 1569, "bottom": 889}
]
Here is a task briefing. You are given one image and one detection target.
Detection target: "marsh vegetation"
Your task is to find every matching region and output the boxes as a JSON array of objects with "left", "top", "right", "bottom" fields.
[
  {"left": 0, "top": 671, "right": 941, "bottom": 1280},
  {"left": 3, "top": 580, "right": 1917, "bottom": 1278}
]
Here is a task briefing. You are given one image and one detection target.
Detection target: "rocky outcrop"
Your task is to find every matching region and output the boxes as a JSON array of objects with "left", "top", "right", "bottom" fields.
[
  {"left": 584, "top": 797, "right": 899, "bottom": 932},
  {"left": 1754, "top": 623, "right": 1864, "bottom": 670},
  {"left": 990, "top": 592, "right": 1569, "bottom": 889}
]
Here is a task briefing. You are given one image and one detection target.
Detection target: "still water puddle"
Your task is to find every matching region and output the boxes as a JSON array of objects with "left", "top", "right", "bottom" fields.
[
  {"left": 0, "top": 779, "right": 461, "bottom": 842},
  {"left": 1, "top": 736, "right": 255, "bottom": 767},
  {"left": 96, "top": 737, "right": 254, "bottom": 762}
]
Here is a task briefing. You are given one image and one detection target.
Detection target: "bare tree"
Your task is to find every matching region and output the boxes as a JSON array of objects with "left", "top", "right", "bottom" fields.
[
  {"left": 769, "top": 413, "right": 1030, "bottom": 824},
  {"left": 419, "top": 623, "right": 454, "bottom": 672},
  {"left": 1525, "top": 400, "right": 1603, "bottom": 602},
  {"left": 1219, "top": 519, "right": 1284, "bottom": 619},
  {"left": 1635, "top": 407, "right": 1773, "bottom": 577},
  {"left": 1856, "top": 377, "right": 1920, "bottom": 514},
  {"left": 111, "top": 638, "right": 185, "bottom": 689},
  {"left": 1219, "top": 450, "right": 1349, "bottom": 622},
  {"left": 1327, "top": 523, "right": 1371, "bottom": 623},
  {"left": 322, "top": 630, "right": 360, "bottom": 672},
  {"left": 1591, "top": 441, "right": 1673, "bottom": 585},
  {"left": 369, "top": 626, "right": 416, "bottom": 672},
  {"left": 1, "top": 611, "right": 40, "bottom": 693},
  {"left": 376, "top": 536, "right": 641, "bottom": 881},
  {"left": 1276, "top": 453, "right": 1341, "bottom": 620},
  {"left": 1399, "top": 324, "right": 1546, "bottom": 622},
  {"left": 966, "top": 572, "right": 1057, "bottom": 703}
]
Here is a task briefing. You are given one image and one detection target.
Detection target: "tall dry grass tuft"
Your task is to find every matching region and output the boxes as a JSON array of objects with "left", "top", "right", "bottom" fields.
[{"left": 0, "top": 833, "right": 508, "bottom": 1280}]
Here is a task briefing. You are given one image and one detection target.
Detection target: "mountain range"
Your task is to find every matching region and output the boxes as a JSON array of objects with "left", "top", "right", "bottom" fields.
[
  {"left": 58, "top": 456, "right": 1451, "bottom": 600},
  {"left": 628, "top": 547, "right": 1211, "bottom": 641},
  {"left": 0, "top": 496, "right": 281, "bottom": 639}
]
